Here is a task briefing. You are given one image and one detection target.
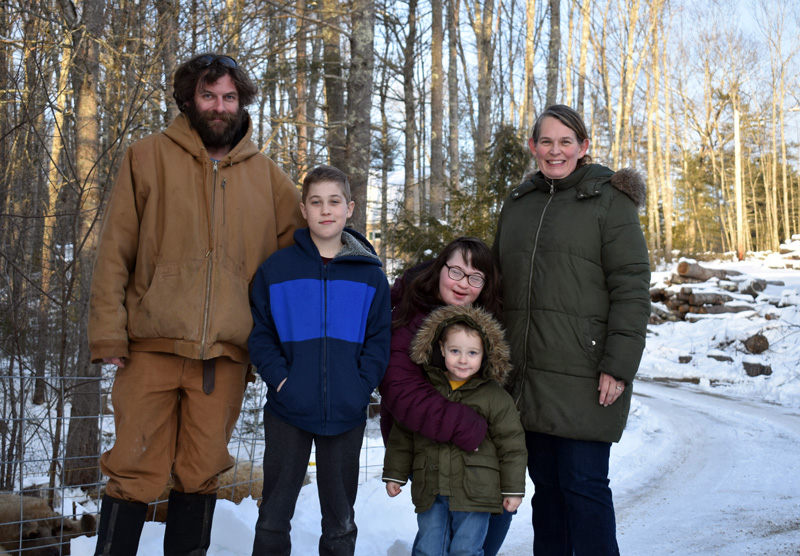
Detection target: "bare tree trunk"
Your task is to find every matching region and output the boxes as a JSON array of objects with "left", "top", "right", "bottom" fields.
[
  {"left": 430, "top": 0, "right": 444, "bottom": 220},
  {"left": 156, "top": 0, "right": 179, "bottom": 124},
  {"left": 448, "top": 0, "right": 461, "bottom": 191},
  {"left": 521, "top": 0, "right": 537, "bottom": 132},
  {"left": 661, "top": 27, "right": 674, "bottom": 262},
  {"left": 403, "top": 0, "right": 418, "bottom": 217},
  {"left": 60, "top": 0, "right": 106, "bottom": 487},
  {"left": 576, "top": 0, "right": 590, "bottom": 116},
  {"left": 295, "top": 0, "right": 310, "bottom": 180},
  {"left": 346, "top": 0, "right": 375, "bottom": 234},
  {"left": 468, "top": 0, "right": 495, "bottom": 179},
  {"left": 545, "top": 0, "right": 559, "bottom": 107},
  {"left": 322, "top": 0, "right": 346, "bottom": 171}
]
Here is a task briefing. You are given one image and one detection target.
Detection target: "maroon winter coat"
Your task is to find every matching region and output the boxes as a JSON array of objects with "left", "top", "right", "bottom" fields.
[{"left": 378, "top": 264, "right": 489, "bottom": 452}]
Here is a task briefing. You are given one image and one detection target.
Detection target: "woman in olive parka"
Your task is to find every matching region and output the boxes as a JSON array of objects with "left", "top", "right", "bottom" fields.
[{"left": 493, "top": 104, "right": 651, "bottom": 556}]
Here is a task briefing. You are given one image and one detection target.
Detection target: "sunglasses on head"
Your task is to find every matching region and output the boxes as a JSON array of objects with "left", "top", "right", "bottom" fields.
[{"left": 194, "top": 55, "right": 237, "bottom": 69}]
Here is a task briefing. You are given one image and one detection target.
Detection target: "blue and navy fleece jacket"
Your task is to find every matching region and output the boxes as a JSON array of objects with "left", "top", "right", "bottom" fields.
[{"left": 248, "top": 227, "right": 392, "bottom": 435}]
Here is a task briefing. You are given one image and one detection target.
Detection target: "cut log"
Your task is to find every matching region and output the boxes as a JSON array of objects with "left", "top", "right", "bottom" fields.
[
  {"left": 738, "top": 279, "right": 767, "bottom": 297},
  {"left": 649, "top": 286, "right": 670, "bottom": 302},
  {"left": 687, "top": 292, "right": 734, "bottom": 306},
  {"left": 669, "top": 273, "right": 706, "bottom": 285},
  {"left": 677, "top": 261, "right": 742, "bottom": 281},
  {"left": 687, "top": 304, "right": 752, "bottom": 315},
  {"left": 743, "top": 334, "right": 769, "bottom": 354},
  {"left": 707, "top": 353, "right": 734, "bottom": 362},
  {"left": 743, "top": 362, "right": 772, "bottom": 377}
]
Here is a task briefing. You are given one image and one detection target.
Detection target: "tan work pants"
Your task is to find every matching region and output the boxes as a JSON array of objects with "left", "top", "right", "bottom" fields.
[{"left": 100, "top": 351, "right": 247, "bottom": 503}]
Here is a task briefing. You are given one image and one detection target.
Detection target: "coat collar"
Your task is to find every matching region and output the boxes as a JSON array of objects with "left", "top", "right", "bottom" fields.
[{"left": 510, "top": 163, "right": 646, "bottom": 207}]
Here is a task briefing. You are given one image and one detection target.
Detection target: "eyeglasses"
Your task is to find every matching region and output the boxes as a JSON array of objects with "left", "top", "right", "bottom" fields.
[
  {"left": 194, "top": 55, "right": 238, "bottom": 69},
  {"left": 444, "top": 263, "right": 485, "bottom": 288}
]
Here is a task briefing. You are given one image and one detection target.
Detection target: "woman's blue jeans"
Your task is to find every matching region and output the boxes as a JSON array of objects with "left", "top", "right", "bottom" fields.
[{"left": 526, "top": 431, "right": 620, "bottom": 556}]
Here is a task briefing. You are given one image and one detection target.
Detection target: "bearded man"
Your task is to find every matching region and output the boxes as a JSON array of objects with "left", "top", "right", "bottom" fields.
[{"left": 88, "top": 53, "right": 304, "bottom": 556}]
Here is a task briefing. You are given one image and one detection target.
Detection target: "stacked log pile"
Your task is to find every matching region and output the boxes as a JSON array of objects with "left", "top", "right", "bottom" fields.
[
  {"left": 766, "top": 234, "right": 800, "bottom": 269},
  {"left": 650, "top": 260, "right": 785, "bottom": 323}
]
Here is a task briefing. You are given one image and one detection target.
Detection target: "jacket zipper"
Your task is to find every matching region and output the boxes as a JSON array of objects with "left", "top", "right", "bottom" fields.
[
  {"left": 323, "top": 263, "right": 331, "bottom": 423},
  {"left": 200, "top": 160, "right": 219, "bottom": 358},
  {"left": 517, "top": 183, "right": 555, "bottom": 405},
  {"left": 221, "top": 178, "right": 227, "bottom": 225}
]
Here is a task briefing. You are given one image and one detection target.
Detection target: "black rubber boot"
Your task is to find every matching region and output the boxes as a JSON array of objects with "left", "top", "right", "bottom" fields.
[
  {"left": 93, "top": 494, "right": 147, "bottom": 556},
  {"left": 163, "top": 490, "right": 217, "bottom": 556}
]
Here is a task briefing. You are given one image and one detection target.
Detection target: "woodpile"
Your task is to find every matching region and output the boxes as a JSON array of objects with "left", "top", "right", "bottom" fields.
[
  {"left": 650, "top": 260, "right": 786, "bottom": 323},
  {"left": 765, "top": 234, "right": 800, "bottom": 269}
]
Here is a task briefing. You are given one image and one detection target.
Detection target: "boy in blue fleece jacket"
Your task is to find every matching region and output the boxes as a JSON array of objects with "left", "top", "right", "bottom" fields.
[{"left": 248, "top": 165, "right": 391, "bottom": 556}]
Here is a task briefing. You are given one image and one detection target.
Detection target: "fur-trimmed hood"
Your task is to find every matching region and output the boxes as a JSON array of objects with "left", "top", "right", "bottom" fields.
[
  {"left": 409, "top": 304, "right": 512, "bottom": 385},
  {"left": 520, "top": 163, "right": 646, "bottom": 208}
]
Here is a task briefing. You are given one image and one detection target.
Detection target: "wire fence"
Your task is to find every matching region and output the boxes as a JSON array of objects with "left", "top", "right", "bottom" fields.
[{"left": 0, "top": 369, "right": 385, "bottom": 555}]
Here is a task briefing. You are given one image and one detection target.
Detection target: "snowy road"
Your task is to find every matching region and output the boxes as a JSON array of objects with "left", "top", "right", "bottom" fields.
[
  {"left": 614, "top": 380, "right": 800, "bottom": 556},
  {"left": 498, "top": 380, "right": 800, "bottom": 556}
]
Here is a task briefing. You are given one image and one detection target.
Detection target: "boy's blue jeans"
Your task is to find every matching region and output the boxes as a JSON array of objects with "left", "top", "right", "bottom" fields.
[
  {"left": 526, "top": 431, "right": 620, "bottom": 556},
  {"left": 415, "top": 495, "right": 490, "bottom": 556},
  {"left": 251, "top": 410, "right": 365, "bottom": 556}
]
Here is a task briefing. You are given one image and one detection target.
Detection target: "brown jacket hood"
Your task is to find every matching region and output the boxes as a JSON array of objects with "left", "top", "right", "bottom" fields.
[{"left": 409, "top": 304, "right": 512, "bottom": 385}]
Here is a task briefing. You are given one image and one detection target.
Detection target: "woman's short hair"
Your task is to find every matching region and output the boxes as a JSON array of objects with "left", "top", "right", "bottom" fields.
[
  {"left": 172, "top": 53, "right": 258, "bottom": 113},
  {"left": 531, "top": 104, "right": 593, "bottom": 166}
]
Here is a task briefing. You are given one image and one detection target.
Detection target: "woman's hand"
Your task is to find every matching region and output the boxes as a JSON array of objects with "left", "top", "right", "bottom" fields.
[
  {"left": 102, "top": 357, "right": 125, "bottom": 368},
  {"left": 598, "top": 372, "right": 625, "bottom": 407}
]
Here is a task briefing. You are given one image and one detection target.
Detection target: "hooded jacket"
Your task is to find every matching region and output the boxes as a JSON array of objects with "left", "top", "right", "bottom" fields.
[
  {"left": 248, "top": 227, "right": 392, "bottom": 436},
  {"left": 382, "top": 304, "right": 527, "bottom": 514},
  {"left": 493, "top": 163, "right": 651, "bottom": 443},
  {"left": 88, "top": 113, "right": 304, "bottom": 364},
  {"left": 378, "top": 262, "right": 489, "bottom": 453}
]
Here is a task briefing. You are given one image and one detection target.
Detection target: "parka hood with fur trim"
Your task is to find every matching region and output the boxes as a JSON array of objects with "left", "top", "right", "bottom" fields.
[
  {"left": 409, "top": 304, "right": 512, "bottom": 385},
  {"left": 519, "top": 163, "right": 646, "bottom": 208}
]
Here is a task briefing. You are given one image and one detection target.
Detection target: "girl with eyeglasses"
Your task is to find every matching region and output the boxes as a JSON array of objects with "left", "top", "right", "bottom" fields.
[{"left": 379, "top": 237, "right": 516, "bottom": 555}]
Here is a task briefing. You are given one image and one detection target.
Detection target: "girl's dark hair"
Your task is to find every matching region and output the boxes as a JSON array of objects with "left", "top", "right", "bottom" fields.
[
  {"left": 393, "top": 237, "right": 502, "bottom": 329},
  {"left": 172, "top": 53, "right": 258, "bottom": 113},
  {"left": 531, "top": 104, "right": 593, "bottom": 167}
]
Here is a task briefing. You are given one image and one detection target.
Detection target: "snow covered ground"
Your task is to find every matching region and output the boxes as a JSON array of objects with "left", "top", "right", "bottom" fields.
[{"left": 70, "top": 256, "right": 800, "bottom": 555}]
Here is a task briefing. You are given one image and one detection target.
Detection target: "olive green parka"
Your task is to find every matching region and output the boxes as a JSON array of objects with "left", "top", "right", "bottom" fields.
[
  {"left": 493, "top": 163, "right": 651, "bottom": 443},
  {"left": 382, "top": 305, "right": 528, "bottom": 514}
]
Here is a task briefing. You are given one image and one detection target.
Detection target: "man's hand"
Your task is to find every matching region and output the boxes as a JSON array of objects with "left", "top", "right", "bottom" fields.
[
  {"left": 503, "top": 496, "right": 522, "bottom": 512},
  {"left": 385, "top": 481, "right": 402, "bottom": 497},
  {"left": 102, "top": 357, "right": 126, "bottom": 368}
]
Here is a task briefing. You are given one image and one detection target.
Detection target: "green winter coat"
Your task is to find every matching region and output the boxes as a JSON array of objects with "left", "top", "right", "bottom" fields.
[
  {"left": 493, "top": 163, "right": 651, "bottom": 443},
  {"left": 382, "top": 305, "right": 528, "bottom": 514}
]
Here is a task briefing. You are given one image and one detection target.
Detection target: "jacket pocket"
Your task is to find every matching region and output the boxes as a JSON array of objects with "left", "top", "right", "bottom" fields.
[
  {"left": 210, "top": 264, "right": 252, "bottom": 348},
  {"left": 130, "top": 259, "right": 205, "bottom": 340},
  {"left": 329, "top": 358, "right": 373, "bottom": 423},
  {"left": 579, "top": 318, "right": 607, "bottom": 364},
  {"left": 462, "top": 452, "right": 501, "bottom": 504},
  {"left": 409, "top": 453, "right": 429, "bottom": 508},
  {"left": 272, "top": 363, "right": 320, "bottom": 418}
]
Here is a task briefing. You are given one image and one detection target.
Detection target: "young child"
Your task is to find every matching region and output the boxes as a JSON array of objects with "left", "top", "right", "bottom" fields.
[
  {"left": 248, "top": 165, "right": 391, "bottom": 556},
  {"left": 383, "top": 304, "right": 527, "bottom": 556}
]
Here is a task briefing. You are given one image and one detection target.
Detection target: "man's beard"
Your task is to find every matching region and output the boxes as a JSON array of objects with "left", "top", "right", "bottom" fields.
[{"left": 185, "top": 104, "right": 246, "bottom": 151}]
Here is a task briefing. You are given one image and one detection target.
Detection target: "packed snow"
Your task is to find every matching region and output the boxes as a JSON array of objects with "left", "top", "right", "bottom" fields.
[{"left": 69, "top": 256, "right": 800, "bottom": 555}]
